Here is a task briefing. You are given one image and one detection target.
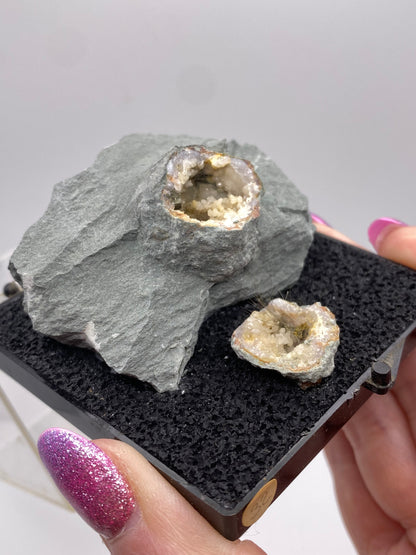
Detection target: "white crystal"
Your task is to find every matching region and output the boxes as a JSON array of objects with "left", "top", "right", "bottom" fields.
[{"left": 162, "top": 147, "right": 262, "bottom": 230}]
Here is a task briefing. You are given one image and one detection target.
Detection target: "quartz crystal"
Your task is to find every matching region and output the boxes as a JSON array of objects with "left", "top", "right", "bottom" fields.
[
  {"left": 231, "top": 298, "right": 340, "bottom": 383},
  {"left": 162, "top": 147, "right": 261, "bottom": 229}
]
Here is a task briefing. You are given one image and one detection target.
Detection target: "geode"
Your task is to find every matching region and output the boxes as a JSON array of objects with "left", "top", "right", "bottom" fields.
[
  {"left": 231, "top": 299, "right": 340, "bottom": 383},
  {"left": 9, "top": 134, "right": 314, "bottom": 392}
]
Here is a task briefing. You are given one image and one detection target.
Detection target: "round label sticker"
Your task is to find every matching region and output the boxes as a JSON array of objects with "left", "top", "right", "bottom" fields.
[{"left": 242, "top": 478, "right": 278, "bottom": 527}]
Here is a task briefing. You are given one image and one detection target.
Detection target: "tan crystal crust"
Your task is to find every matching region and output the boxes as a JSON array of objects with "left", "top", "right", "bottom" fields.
[{"left": 231, "top": 298, "right": 340, "bottom": 383}]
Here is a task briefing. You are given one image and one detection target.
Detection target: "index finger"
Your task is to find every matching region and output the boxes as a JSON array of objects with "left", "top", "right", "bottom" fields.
[{"left": 369, "top": 221, "right": 416, "bottom": 271}]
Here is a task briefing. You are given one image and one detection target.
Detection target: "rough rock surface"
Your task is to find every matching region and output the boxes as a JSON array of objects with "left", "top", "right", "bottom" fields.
[{"left": 9, "top": 134, "right": 314, "bottom": 391}]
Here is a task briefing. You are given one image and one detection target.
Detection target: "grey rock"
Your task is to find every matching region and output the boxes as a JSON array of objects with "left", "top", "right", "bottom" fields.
[{"left": 9, "top": 134, "right": 314, "bottom": 392}]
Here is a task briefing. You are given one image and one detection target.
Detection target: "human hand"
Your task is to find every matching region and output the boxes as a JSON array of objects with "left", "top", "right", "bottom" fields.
[
  {"left": 37, "top": 218, "right": 416, "bottom": 555},
  {"left": 37, "top": 428, "right": 265, "bottom": 554},
  {"left": 317, "top": 217, "right": 416, "bottom": 554}
]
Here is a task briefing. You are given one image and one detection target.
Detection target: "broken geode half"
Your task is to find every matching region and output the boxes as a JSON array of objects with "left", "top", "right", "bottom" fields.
[{"left": 231, "top": 298, "right": 340, "bottom": 384}]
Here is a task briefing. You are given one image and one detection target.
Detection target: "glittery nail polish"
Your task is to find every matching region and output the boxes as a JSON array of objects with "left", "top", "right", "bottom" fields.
[
  {"left": 38, "top": 428, "right": 136, "bottom": 538},
  {"left": 310, "top": 213, "right": 331, "bottom": 227},
  {"left": 368, "top": 218, "right": 407, "bottom": 250}
]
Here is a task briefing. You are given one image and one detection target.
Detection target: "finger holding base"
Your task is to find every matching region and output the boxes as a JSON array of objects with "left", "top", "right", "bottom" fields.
[{"left": 37, "top": 428, "right": 265, "bottom": 555}]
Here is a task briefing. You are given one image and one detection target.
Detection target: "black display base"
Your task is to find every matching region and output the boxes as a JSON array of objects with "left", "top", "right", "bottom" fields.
[{"left": 1, "top": 233, "right": 415, "bottom": 540}]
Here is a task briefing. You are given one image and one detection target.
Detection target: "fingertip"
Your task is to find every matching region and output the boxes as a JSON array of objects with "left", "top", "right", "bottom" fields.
[
  {"left": 37, "top": 428, "right": 136, "bottom": 539},
  {"left": 368, "top": 218, "right": 407, "bottom": 251},
  {"left": 368, "top": 219, "right": 416, "bottom": 270}
]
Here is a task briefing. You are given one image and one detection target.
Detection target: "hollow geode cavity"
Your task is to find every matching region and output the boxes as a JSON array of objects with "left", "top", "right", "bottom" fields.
[
  {"left": 231, "top": 299, "right": 340, "bottom": 384},
  {"left": 162, "top": 147, "right": 262, "bottom": 229},
  {"left": 9, "top": 134, "right": 314, "bottom": 392}
]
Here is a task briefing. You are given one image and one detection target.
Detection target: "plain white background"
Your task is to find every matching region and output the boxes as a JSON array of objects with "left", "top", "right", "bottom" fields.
[{"left": 0, "top": 1, "right": 415, "bottom": 553}]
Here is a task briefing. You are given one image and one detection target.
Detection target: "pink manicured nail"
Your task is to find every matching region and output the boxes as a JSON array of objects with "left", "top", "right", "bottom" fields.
[
  {"left": 368, "top": 218, "right": 407, "bottom": 250},
  {"left": 38, "top": 428, "right": 136, "bottom": 538},
  {"left": 310, "top": 213, "right": 331, "bottom": 227}
]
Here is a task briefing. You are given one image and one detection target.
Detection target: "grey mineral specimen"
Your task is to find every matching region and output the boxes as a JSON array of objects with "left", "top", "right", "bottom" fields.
[
  {"left": 231, "top": 299, "right": 340, "bottom": 384},
  {"left": 10, "top": 134, "right": 314, "bottom": 392}
]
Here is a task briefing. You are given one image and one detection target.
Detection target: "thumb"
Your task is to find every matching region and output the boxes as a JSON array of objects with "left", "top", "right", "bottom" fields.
[
  {"left": 368, "top": 218, "right": 416, "bottom": 270},
  {"left": 38, "top": 428, "right": 265, "bottom": 555}
]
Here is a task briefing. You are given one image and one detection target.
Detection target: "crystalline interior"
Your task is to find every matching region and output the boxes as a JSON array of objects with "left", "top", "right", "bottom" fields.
[
  {"left": 241, "top": 308, "right": 315, "bottom": 356},
  {"left": 231, "top": 299, "right": 340, "bottom": 382},
  {"left": 163, "top": 148, "right": 261, "bottom": 229}
]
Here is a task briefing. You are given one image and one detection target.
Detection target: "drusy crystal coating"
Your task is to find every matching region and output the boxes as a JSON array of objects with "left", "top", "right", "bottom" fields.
[
  {"left": 231, "top": 298, "right": 339, "bottom": 383},
  {"left": 162, "top": 147, "right": 262, "bottom": 230}
]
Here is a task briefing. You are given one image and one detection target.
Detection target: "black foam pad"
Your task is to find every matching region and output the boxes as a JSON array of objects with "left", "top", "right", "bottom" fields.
[{"left": 1, "top": 234, "right": 415, "bottom": 509}]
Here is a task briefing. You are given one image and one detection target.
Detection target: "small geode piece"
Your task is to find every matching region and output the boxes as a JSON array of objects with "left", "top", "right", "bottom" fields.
[
  {"left": 9, "top": 134, "right": 314, "bottom": 392},
  {"left": 231, "top": 299, "right": 340, "bottom": 384}
]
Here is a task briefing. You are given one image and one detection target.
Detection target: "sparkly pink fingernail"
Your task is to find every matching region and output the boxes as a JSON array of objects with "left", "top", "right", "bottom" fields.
[
  {"left": 38, "top": 428, "right": 136, "bottom": 538},
  {"left": 368, "top": 218, "right": 407, "bottom": 250}
]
